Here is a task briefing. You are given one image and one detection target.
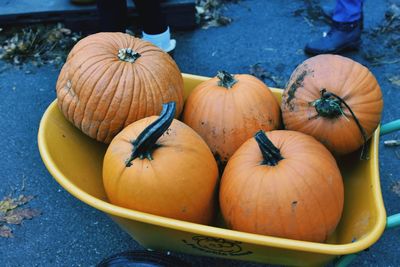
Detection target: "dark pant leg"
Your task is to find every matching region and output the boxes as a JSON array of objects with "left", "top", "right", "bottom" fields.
[
  {"left": 333, "top": 0, "right": 363, "bottom": 22},
  {"left": 96, "top": 0, "right": 128, "bottom": 32},
  {"left": 132, "top": 0, "right": 167, "bottom": 34}
]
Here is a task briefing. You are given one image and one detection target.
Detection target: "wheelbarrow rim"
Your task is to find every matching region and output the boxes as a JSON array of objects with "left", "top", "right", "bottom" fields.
[{"left": 38, "top": 101, "right": 387, "bottom": 256}]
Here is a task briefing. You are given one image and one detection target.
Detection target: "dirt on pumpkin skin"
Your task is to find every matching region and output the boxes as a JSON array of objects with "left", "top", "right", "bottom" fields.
[{"left": 284, "top": 65, "right": 314, "bottom": 110}]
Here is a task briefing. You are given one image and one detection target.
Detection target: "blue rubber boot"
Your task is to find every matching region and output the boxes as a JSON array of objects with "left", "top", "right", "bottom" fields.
[{"left": 304, "top": 19, "right": 362, "bottom": 55}]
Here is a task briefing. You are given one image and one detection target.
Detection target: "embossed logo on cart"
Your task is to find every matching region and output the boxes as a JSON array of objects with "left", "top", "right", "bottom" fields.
[{"left": 182, "top": 236, "right": 252, "bottom": 256}]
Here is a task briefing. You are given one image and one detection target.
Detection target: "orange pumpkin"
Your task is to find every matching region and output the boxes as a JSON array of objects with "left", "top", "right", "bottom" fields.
[
  {"left": 219, "top": 130, "right": 344, "bottom": 242},
  {"left": 103, "top": 102, "right": 219, "bottom": 224},
  {"left": 281, "top": 54, "right": 383, "bottom": 156},
  {"left": 56, "top": 32, "right": 184, "bottom": 143},
  {"left": 182, "top": 71, "right": 281, "bottom": 165}
]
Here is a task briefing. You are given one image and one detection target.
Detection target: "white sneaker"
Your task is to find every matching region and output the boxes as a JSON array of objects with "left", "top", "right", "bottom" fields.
[{"left": 142, "top": 27, "right": 176, "bottom": 53}]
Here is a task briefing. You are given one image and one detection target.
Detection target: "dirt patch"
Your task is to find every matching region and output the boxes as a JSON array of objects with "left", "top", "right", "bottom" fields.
[{"left": 285, "top": 66, "right": 313, "bottom": 107}]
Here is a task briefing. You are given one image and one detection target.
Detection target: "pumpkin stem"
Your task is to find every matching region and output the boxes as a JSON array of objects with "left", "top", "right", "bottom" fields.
[
  {"left": 255, "top": 130, "right": 284, "bottom": 166},
  {"left": 217, "top": 70, "right": 238, "bottom": 89},
  {"left": 311, "top": 91, "right": 343, "bottom": 119},
  {"left": 118, "top": 48, "right": 141, "bottom": 63},
  {"left": 125, "top": 102, "right": 176, "bottom": 166},
  {"left": 312, "top": 89, "right": 369, "bottom": 159}
]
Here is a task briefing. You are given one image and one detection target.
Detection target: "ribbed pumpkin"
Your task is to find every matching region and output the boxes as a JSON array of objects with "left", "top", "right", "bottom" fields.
[
  {"left": 281, "top": 54, "right": 383, "bottom": 156},
  {"left": 56, "top": 32, "right": 184, "bottom": 143},
  {"left": 182, "top": 71, "right": 281, "bottom": 165},
  {"left": 219, "top": 130, "right": 344, "bottom": 242},
  {"left": 103, "top": 102, "right": 219, "bottom": 224}
]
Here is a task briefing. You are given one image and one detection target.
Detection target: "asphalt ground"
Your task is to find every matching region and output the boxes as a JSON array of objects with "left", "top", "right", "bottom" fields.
[{"left": 0, "top": 0, "right": 399, "bottom": 266}]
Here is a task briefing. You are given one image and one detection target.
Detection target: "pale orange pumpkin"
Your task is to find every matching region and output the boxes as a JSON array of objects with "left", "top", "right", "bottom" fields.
[
  {"left": 103, "top": 102, "right": 219, "bottom": 224},
  {"left": 56, "top": 32, "right": 184, "bottom": 143},
  {"left": 281, "top": 54, "right": 383, "bottom": 156},
  {"left": 219, "top": 130, "right": 344, "bottom": 242},
  {"left": 182, "top": 71, "right": 281, "bottom": 165}
]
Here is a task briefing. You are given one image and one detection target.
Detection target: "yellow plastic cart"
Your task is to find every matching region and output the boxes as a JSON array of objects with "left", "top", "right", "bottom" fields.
[{"left": 38, "top": 73, "right": 400, "bottom": 267}]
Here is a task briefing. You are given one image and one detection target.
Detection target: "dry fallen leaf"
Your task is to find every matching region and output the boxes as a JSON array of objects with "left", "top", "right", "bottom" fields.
[
  {"left": 388, "top": 76, "right": 400, "bottom": 87},
  {"left": 3, "top": 208, "right": 41, "bottom": 224},
  {"left": 0, "top": 194, "right": 41, "bottom": 238},
  {"left": 391, "top": 181, "right": 400, "bottom": 197},
  {"left": 0, "top": 195, "right": 34, "bottom": 213},
  {"left": 195, "top": 0, "right": 234, "bottom": 29},
  {"left": 0, "top": 23, "right": 81, "bottom": 65},
  {"left": 0, "top": 225, "right": 13, "bottom": 238},
  {"left": 249, "top": 63, "right": 285, "bottom": 88},
  {"left": 249, "top": 63, "right": 269, "bottom": 80}
]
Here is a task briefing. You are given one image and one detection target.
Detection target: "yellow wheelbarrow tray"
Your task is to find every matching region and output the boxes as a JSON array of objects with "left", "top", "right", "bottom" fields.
[{"left": 38, "top": 73, "right": 400, "bottom": 267}]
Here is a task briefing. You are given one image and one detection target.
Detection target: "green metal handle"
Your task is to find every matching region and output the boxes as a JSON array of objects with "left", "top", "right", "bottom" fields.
[
  {"left": 335, "top": 254, "right": 359, "bottom": 267},
  {"left": 387, "top": 214, "right": 400, "bottom": 229},
  {"left": 380, "top": 119, "right": 400, "bottom": 136},
  {"left": 335, "top": 120, "right": 400, "bottom": 267}
]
